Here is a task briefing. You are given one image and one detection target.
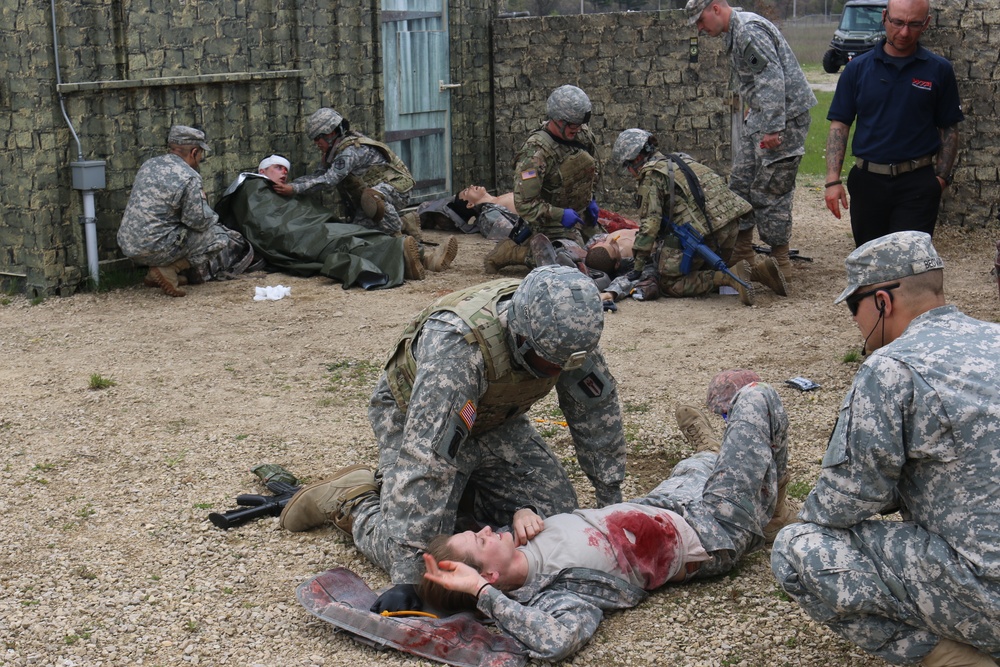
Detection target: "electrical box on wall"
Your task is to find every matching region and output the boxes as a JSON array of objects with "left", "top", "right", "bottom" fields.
[{"left": 71, "top": 160, "right": 106, "bottom": 190}]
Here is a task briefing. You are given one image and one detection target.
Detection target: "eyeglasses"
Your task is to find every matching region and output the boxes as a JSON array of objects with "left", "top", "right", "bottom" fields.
[
  {"left": 885, "top": 14, "right": 928, "bottom": 30},
  {"left": 516, "top": 335, "right": 587, "bottom": 377},
  {"left": 846, "top": 282, "right": 900, "bottom": 316}
]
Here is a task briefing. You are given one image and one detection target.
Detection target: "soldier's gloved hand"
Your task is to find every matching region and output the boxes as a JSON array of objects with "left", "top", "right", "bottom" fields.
[
  {"left": 370, "top": 583, "right": 422, "bottom": 613},
  {"left": 560, "top": 208, "right": 583, "bottom": 228},
  {"left": 625, "top": 269, "right": 642, "bottom": 281},
  {"left": 585, "top": 199, "right": 600, "bottom": 225}
]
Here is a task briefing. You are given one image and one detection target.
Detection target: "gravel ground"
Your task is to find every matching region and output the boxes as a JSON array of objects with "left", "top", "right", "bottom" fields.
[{"left": 2, "top": 175, "right": 998, "bottom": 667}]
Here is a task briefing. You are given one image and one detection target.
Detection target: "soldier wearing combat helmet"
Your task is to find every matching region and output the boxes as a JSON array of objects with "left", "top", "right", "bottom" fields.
[
  {"left": 610, "top": 128, "right": 787, "bottom": 306},
  {"left": 279, "top": 265, "right": 628, "bottom": 614},
  {"left": 485, "top": 85, "right": 602, "bottom": 273}
]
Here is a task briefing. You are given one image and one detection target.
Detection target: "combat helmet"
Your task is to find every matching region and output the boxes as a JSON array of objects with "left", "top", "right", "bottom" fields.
[
  {"left": 612, "top": 128, "right": 655, "bottom": 175},
  {"left": 507, "top": 265, "right": 603, "bottom": 377},
  {"left": 546, "top": 85, "right": 592, "bottom": 125},
  {"left": 306, "top": 107, "right": 344, "bottom": 140}
]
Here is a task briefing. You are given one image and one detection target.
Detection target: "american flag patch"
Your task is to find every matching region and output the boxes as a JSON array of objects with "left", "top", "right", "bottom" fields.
[
  {"left": 521, "top": 169, "right": 538, "bottom": 180},
  {"left": 459, "top": 400, "right": 476, "bottom": 430}
]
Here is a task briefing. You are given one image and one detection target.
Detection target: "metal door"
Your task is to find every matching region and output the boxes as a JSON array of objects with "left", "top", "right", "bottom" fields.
[{"left": 382, "top": 0, "right": 455, "bottom": 204}]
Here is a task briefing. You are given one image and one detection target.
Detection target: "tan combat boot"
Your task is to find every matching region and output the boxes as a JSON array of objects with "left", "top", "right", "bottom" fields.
[
  {"left": 675, "top": 404, "right": 721, "bottom": 454},
  {"left": 771, "top": 244, "right": 793, "bottom": 276},
  {"left": 714, "top": 260, "right": 754, "bottom": 306},
  {"left": 402, "top": 236, "right": 425, "bottom": 280},
  {"left": 278, "top": 464, "right": 378, "bottom": 534},
  {"left": 360, "top": 188, "right": 386, "bottom": 223},
  {"left": 148, "top": 258, "right": 191, "bottom": 297},
  {"left": 144, "top": 270, "right": 188, "bottom": 288},
  {"left": 764, "top": 474, "right": 801, "bottom": 543},
  {"left": 749, "top": 255, "right": 788, "bottom": 297},
  {"left": 422, "top": 236, "right": 458, "bottom": 272},
  {"left": 921, "top": 639, "right": 997, "bottom": 667},
  {"left": 400, "top": 210, "right": 422, "bottom": 242},
  {"left": 484, "top": 238, "right": 528, "bottom": 274},
  {"left": 730, "top": 227, "right": 756, "bottom": 265}
]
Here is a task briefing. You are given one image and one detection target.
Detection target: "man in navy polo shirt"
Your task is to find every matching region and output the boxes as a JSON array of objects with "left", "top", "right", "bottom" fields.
[{"left": 823, "top": 0, "right": 963, "bottom": 247}]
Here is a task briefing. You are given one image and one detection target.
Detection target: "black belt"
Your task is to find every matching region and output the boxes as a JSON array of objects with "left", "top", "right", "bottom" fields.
[{"left": 855, "top": 155, "right": 934, "bottom": 177}]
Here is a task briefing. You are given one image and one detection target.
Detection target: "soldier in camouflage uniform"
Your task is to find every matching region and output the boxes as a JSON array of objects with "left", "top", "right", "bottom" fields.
[
  {"left": 118, "top": 125, "right": 249, "bottom": 297},
  {"left": 485, "top": 85, "right": 601, "bottom": 273},
  {"left": 610, "top": 128, "right": 788, "bottom": 306},
  {"left": 686, "top": 0, "right": 817, "bottom": 278},
  {"left": 275, "top": 108, "right": 416, "bottom": 238},
  {"left": 279, "top": 266, "right": 627, "bottom": 613},
  {"left": 419, "top": 382, "right": 789, "bottom": 661},
  {"left": 771, "top": 231, "right": 1000, "bottom": 667}
]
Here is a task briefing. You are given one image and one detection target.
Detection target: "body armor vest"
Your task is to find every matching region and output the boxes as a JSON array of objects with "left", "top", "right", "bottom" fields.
[
  {"left": 333, "top": 135, "right": 415, "bottom": 206},
  {"left": 528, "top": 130, "right": 597, "bottom": 212},
  {"left": 384, "top": 280, "right": 559, "bottom": 434}
]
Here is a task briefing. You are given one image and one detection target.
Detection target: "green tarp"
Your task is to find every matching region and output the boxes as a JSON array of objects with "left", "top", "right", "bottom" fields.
[{"left": 216, "top": 177, "right": 405, "bottom": 289}]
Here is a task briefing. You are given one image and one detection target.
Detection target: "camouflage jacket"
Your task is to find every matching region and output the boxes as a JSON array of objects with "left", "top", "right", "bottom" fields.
[
  {"left": 726, "top": 11, "right": 817, "bottom": 135},
  {"left": 802, "top": 306, "right": 1000, "bottom": 580},
  {"left": 117, "top": 153, "right": 218, "bottom": 259},
  {"left": 291, "top": 133, "right": 414, "bottom": 203},
  {"left": 477, "top": 567, "right": 647, "bottom": 661},
  {"left": 512, "top": 124, "right": 599, "bottom": 236}
]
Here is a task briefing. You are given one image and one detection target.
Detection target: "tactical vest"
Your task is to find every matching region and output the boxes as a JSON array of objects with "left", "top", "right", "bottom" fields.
[
  {"left": 333, "top": 135, "right": 415, "bottom": 206},
  {"left": 526, "top": 130, "right": 597, "bottom": 212},
  {"left": 384, "top": 280, "right": 559, "bottom": 434},
  {"left": 639, "top": 154, "right": 751, "bottom": 238}
]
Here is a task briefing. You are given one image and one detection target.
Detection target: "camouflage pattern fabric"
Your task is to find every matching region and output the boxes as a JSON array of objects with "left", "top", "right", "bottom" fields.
[
  {"left": 771, "top": 305, "right": 1000, "bottom": 663},
  {"left": 290, "top": 133, "right": 413, "bottom": 236},
  {"left": 632, "top": 153, "right": 744, "bottom": 296},
  {"left": 352, "top": 307, "right": 627, "bottom": 585},
  {"left": 725, "top": 11, "right": 816, "bottom": 247},
  {"left": 469, "top": 382, "right": 788, "bottom": 660},
  {"left": 706, "top": 368, "right": 762, "bottom": 416},
  {"left": 117, "top": 153, "right": 232, "bottom": 267},
  {"left": 512, "top": 123, "right": 598, "bottom": 244}
]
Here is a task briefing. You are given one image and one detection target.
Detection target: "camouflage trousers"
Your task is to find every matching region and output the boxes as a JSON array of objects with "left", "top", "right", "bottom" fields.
[
  {"left": 351, "top": 376, "right": 579, "bottom": 584},
  {"left": 349, "top": 182, "right": 409, "bottom": 236},
  {"left": 772, "top": 521, "right": 1000, "bottom": 664},
  {"left": 632, "top": 383, "right": 788, "bottom": 578},
  {"left": 127, "top": 221, "right": 234, "bottom": 270},
  {"left": 657, "top": 220, "right": 740, "bottom": 298},
  {"left": 729, "top": 112, "right": 810, "bottom": 247}
]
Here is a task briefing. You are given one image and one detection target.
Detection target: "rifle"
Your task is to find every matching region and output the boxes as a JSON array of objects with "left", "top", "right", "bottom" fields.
[
  {"left": 670, "top": 220, "right": 752, "bottom": 290},
  {"left": 208, "top": 464, "right": 301, "bottom": 530}
]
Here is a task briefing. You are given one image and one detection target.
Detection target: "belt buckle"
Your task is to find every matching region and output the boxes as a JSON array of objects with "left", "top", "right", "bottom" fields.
[{"left": 889, "top": 162, "right": 900, "bottom": 177}]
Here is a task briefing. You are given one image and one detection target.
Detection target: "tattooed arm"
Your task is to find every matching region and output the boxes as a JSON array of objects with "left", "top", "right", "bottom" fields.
[
  {"left": 935, "top": 124, "right": 959, "bottom": 189},
  {"left": 824, "top": 121, "right": 851, "bottom": 219}
]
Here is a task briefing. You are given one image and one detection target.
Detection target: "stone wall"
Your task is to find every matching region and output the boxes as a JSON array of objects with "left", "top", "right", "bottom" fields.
[
  {"left": 0, "top": 0, "right": 496, "bottom": 296},
  {"left": 491, "top": 10, "right": 732, "bottom": 210}
]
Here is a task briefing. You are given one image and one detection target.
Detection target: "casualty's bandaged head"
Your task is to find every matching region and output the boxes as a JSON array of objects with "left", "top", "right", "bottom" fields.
[
  {"left": 258, "top": 155, "right": 291, "bottom": 172},
  {"left": 685, "top": 0, "right": 714, "bottom": 24},
  {"left": 706, "top": 369, "right": 761, "bottom": 416},
  {"left": 168, "top": 125, "right": 211, "bottom": 154},
  {"left": 834, "top": 231, "right": 944, "bottom": 304},
  {"left": 507, "top": 265, "right": 603, "bottom": 374},
  {"left": 546, "top": 85, "right": 592, "bottom": 125},
  {"left": 306, "top": 107, "right": 344, "bottom": 140}
]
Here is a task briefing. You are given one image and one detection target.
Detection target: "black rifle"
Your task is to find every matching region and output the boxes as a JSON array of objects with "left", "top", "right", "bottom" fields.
[{"left": 208, "top": 480, "right": 300, "bottom": 530}]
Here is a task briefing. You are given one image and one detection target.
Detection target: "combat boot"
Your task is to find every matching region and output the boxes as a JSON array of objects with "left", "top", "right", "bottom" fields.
[
  {"left": 921, "top": 639, "right": 997, "bottom": 667},
  {"left": 278, "top": 464, "right": 378, "bottom": 534},
  {"left": 764, "top": 474, "right": 801, "bottom": 544},
  {"left": 730, "top": 228, "right": 756, "bottom": 265},
  {"left": 360, "top": 188, "right": 386, "bottom": 224},
  {"left": 771, "top": 244, "right": 793, "bottom": 276},
  {"left": 714, "top": 260, "right": 754, "bottom": 306},
  {"left": 675, "top": 403, "right": 720, "bottom": 454},
  {"left": 749, "top": 255, "right": 788, "bottom": 297},
  {"left": 402, "top": 235, "right": 425, "bottom": 280},
  {"left": 484, "top": 238, "right": 528, "bottom": 274},
  {"left": 422, "top": 236, "right": 458, "bottom": 272},
  {"left": 144, "top": 270, "right": 188, "bottom": 288},
  {"left": 148, "top": 258, "right": 191, "bottom": 297},
  {"left": 400, "top": 210, "right": 422, "bottom": 242}
]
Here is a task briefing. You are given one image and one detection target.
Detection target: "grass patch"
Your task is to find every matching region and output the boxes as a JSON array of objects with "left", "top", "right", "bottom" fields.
[
  {"left": 88, "top": 373, "right": 116, "bottom": 390},
  {"left": 86, "top": 266, "right": 147, "bottom": 293},
  {"left": 787, "top": 479, "right": 814, "bottom": 500},
  {"left": 30, "top": 295, "right": 45, "bottom": 306},
  {"left": 842, "top": 348, "right": 862, "bottom": 363},
  {"left": 801, "top": 91, "right": 856, "bottom": 179}
]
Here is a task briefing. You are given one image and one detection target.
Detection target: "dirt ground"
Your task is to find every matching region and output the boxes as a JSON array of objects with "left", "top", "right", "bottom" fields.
[{"left": 2, "top": 176, "right": 999, "bottom": 667}]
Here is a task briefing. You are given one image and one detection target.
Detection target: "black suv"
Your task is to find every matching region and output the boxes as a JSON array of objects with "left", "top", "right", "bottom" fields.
[{"left": 822, "top": 0, "right": 887, "bottom": 74}]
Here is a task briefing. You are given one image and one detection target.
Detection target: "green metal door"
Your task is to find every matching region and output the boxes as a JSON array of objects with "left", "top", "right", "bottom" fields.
[{"left": 382, "top": 0, "right": 455, "bottom": 204}]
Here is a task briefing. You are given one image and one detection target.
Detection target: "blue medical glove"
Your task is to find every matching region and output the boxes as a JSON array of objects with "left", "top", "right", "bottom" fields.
[
  {"left": 560, "top": 208, "right": 583, "bottom": 228},
  {"left": 585, "top": 199, "right": 600, "bottom": 225}
]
